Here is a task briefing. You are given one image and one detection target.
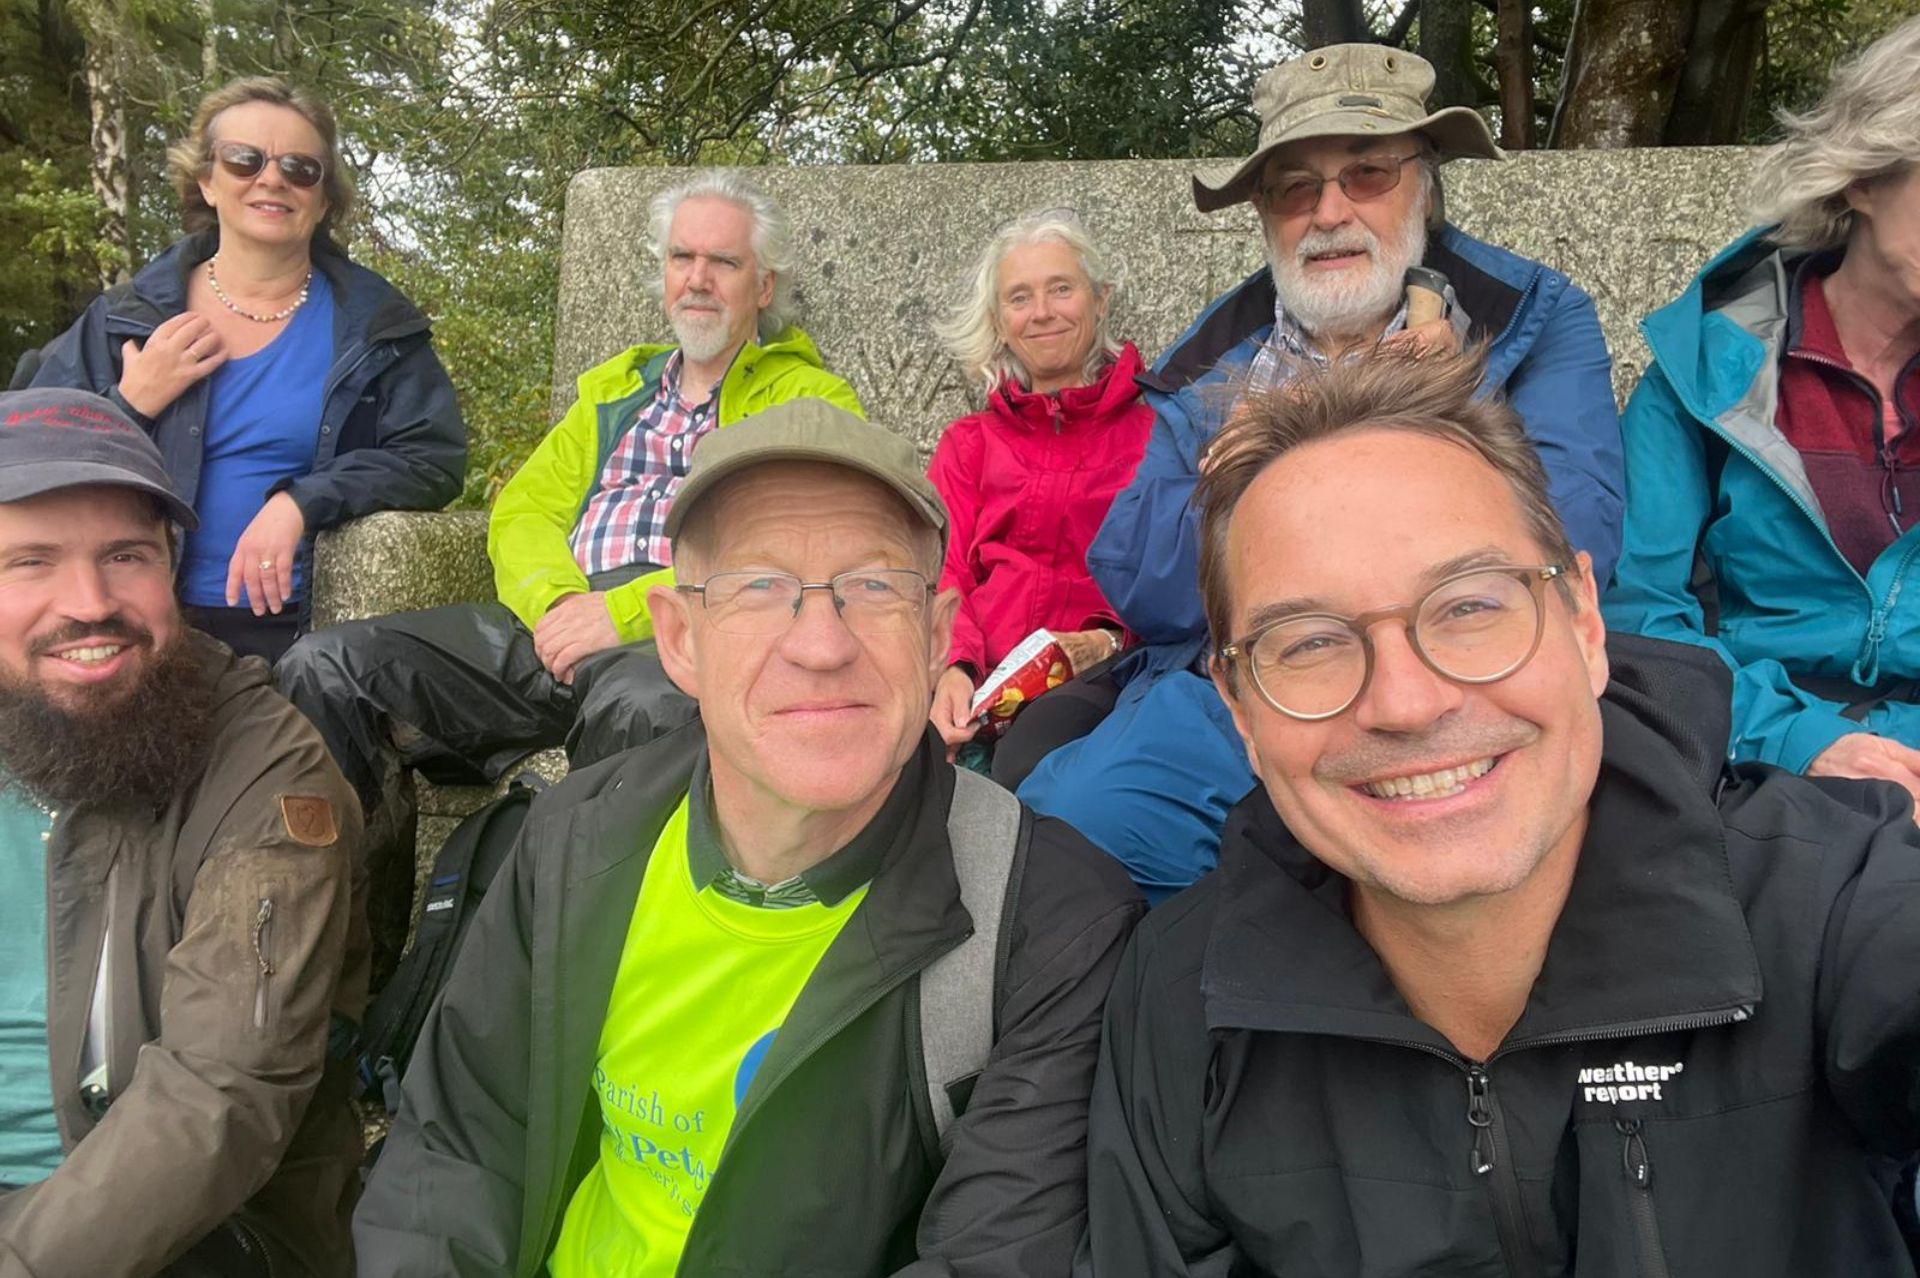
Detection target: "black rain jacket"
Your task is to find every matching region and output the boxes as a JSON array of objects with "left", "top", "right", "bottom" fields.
[
  {"left": 355, "top": 723, "right": 1144, "bottom": 1277},
  {"left": 1079, "top": 639, "right": 1920, "bottom": 1276}
]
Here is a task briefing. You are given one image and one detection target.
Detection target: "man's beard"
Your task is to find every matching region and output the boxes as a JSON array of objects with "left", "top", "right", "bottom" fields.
[
  {"left": 670, "top": 294, "right": 740, "bottom": 364},
  {"left": 1269, "top": 210, "right": 1429, "bottom": 344},
  {"left": 0, "top": 621, "right": 215, "bottom": 813}
]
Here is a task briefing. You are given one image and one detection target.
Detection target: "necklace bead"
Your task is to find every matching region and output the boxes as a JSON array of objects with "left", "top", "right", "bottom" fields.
[{"left": 206, "top": 255, "right": 311, "bottom": 323}]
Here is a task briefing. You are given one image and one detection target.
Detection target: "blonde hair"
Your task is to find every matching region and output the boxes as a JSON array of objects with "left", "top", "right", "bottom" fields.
[
  {"left": 935, "top": 208, "right": 1126, "bottom": 391},
  {"left": 166, "top": 76, "right": 354, "bottom": 238},
  {"left": 1750, "top": 14, "right": 1920, "bottom": 252}
]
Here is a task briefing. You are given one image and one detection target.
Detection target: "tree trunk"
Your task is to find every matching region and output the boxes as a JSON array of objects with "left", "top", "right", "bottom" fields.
[
  {"left": 1300, "top": 0, "right": 1372, "bottom": 49},
  {"left": 1548, "top": 0, "right": 1693, "bottom": 148},
  {"left": 1494, "top": 0, "right": 1535, "bottom": 148},
  {"left": 1419, "top": 0, "right": 1478, "bottom": 108},
  {"left": 200, "top": 0, "right": 219, "bottom": 85},
  {"left": 80, "top": 16, "right": 131, "bottom": 286},
  {"left": 1663, "top": 0, "right": 1769, "bottom": 144}
]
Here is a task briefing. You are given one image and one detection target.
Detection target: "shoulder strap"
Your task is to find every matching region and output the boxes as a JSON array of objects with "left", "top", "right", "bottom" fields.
[
  {"left": 1691, "top": 428, "right": 1734, "bottom": 637},
  {"left": 920, "top": 768, "right": 1027, "bottom": 1154}
]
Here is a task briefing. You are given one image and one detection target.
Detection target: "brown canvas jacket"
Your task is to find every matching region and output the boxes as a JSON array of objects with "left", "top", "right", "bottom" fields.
[{"left": 0, "top": 630, "right": 369, "bottom": 1278}]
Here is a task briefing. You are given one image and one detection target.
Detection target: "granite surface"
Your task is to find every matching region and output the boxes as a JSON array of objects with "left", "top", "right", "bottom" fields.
[
  {"left": 554, "top": 148, "right": 1760, "bottom": 452},
  {"left": 311, "top": 509, "right": 492, "bottom": 628}
]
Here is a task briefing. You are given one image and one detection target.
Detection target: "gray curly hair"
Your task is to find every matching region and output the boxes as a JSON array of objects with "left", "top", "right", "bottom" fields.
[
  {"left": 647, "top": 170, "right": 796, "bottom": 341},
  {"left": 1750, "top": 14, "right": 1920, "bottom": 252},
  {"left": 935, "top": 208, "right": 1126, "bottom": 391}
]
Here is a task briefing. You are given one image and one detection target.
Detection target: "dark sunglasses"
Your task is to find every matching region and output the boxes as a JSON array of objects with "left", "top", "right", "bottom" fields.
[{"left": 211, "top": 142, "right": 326, "bottom": 190}]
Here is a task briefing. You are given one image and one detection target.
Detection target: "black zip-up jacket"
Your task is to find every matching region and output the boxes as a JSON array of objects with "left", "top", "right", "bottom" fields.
[
  {"left": 30, "top": 231, "right": 466, "bottom": 617},
  {"left": 1079, "top": 652, "right": 1920, "bottom": 1276},
  {"left": 355, "top": 723, "right": 1144, "bottom": 1276}
]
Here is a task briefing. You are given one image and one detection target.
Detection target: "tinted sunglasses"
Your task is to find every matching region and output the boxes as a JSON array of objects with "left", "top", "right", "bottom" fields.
[{"left": 211, "top": 142, "right": 326, "bottom": 190}]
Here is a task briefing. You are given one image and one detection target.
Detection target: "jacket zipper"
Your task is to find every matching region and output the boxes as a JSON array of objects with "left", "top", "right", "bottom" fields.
[
  {"left": 230, "top": 1217, "right": 276, "bottom": 1278},
  {"left": 1615, "top": 1117, "right": 1671, "bottom": 1278},
  {"left": 1793, "top": 348, "right": 1905, "bottom": 536},
  {"left": 1465, "top": 1065, "right": 1538, "bottom": 1273},
  {"left": 1350, "top": 1002, "right": 1752, "bottom": 1275},
  {"left": 252, "top": 899, "right": 275, "bottom": 1030}
]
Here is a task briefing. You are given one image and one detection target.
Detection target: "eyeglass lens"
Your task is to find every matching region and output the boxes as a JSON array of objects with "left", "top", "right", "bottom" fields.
[
  {"left": 696, "top": 570, "right": 928, "bottom": 635},
  {"left": 1246, "top": 569, "right": 1545, "bottom": 717},
  {"left": 1259, "top": 156, "right": 1409, "bottom": 217},
  {"left": 215, "top": 143, "right": 325, "bottom": 189}
]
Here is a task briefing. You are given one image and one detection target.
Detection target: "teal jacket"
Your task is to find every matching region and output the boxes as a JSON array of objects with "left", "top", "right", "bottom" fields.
[{"left": 1604, "top": 229, "right": 1920, "bottom": 771}]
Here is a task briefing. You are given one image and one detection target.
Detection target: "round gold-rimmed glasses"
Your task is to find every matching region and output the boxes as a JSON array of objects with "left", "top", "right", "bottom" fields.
[{"left": 1216, "top": 565, "right": 1567, "bottom": 721}]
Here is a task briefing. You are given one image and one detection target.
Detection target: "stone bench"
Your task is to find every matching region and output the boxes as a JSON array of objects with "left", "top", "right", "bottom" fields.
[{"left": 313, "top": 147, "right": 1765, "bottom": 855}]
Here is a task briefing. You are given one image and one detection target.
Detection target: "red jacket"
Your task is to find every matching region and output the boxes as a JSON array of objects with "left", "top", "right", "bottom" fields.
[{"left": 929, "top": 342, "right": 1154, "bottom": 674}]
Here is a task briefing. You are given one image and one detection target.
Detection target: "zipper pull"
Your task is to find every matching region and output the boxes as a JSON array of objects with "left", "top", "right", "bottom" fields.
[
  {"left": 1616, "top": 1116, "right": 1652, "bottom": 1188},
  {"left": 253, "top": 899, "right": 275, "bottom": 977},
  {"left": 1466, "top": 1065, "right": 1495, "bottom": 1176}
]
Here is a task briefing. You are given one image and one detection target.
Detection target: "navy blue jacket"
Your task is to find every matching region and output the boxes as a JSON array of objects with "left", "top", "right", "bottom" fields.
[
  {"left": 1087, "top": 224, "right": 1625, "bottom": 646},
  {"left": 31, "top": 231, "right": 465, "bottom": 562}
]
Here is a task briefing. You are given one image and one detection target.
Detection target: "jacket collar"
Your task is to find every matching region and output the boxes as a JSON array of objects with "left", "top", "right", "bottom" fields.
[
  {"left": 111, "top": 231, "right": 429, "bottom": 345},
  {"left": 1202, "top": 692, "right": 1763, "bottom": 1057},
  {"left": 1141, "top": 223, "right": 1526, "bottom": 397},
  {"left": 988, "top": 342, "right": 1146, "bottom": 431}
]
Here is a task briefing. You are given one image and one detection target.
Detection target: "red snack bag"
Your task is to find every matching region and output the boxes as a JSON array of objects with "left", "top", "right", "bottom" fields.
[{"left": 968, "top": 629, "right": 1073, "bottom": 742}]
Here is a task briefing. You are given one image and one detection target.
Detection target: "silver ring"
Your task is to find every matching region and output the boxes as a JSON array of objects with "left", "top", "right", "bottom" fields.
[{"left": 260, "top": 560, "right": 275, "bottom": 571}]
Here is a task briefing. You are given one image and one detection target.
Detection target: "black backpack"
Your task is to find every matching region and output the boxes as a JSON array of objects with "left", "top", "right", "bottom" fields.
[{"left": 356, "top": 772, "right": 546, "bottom": 1114}]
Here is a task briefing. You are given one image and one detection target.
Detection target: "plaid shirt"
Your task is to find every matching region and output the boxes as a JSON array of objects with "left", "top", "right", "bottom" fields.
[
  {"left": 1244, "top": 282, "right": 1467, "bottom": 392},
  {"left": 569, "top": 351, "right": 719, "bottom": 575}
]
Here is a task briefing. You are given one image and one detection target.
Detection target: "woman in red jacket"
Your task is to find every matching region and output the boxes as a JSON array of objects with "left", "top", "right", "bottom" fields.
[{"left": 927, "top": 209, "right": 1154, "bottom": 760}]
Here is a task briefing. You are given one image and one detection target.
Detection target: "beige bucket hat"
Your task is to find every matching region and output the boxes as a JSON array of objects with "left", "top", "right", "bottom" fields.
[{"left": 1193, "top": 43, "right": 1504, "bottom": 213}]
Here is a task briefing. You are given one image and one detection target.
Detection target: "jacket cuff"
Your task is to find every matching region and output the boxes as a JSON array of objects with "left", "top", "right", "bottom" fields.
[
  {"left": 606, "top": 568, "right": 673, "bottom": 644},
  {"left": 106, "top": 385, "right": 157, "bottom": 431},
  {"left": 1776, "top": 706, "right": 1860, "bottom": 775}
]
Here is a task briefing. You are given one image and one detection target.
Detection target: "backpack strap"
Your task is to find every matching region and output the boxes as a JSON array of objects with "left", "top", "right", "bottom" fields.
[{"left": 920, "top": 768, "right": 1027, "bottom": 1155}]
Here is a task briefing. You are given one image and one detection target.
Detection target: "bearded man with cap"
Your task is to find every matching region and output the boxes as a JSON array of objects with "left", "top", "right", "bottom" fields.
[
  {"left": 0, "top": 389, "right": 366, "bottom": 1277},
  {"left": 354, "top": 398, "right": 1143, "bottom": 1277},
  {"left": 1014, "top": 44, "right": 1626, "bottom": 901}
]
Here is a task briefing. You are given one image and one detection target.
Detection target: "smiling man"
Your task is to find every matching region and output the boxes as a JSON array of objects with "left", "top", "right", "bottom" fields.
[
  {"left": 0, "top": 389, "right": 366, "bottom": 1277},
  {"left": 1019, "top": 42, "right": 1625, "bottom": 902},
  {"left": 1077, "top": 350, "right": 1920, "bottom": 1276},
  {"left": 356, "top": 400, "right": 1143, "bottom": 1277}
]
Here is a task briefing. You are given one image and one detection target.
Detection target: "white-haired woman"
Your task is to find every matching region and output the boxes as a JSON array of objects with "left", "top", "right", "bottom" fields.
[
  {"left": 926, "top": 209, "right": 1153, "bottom": 764},
  {"left": 1605, "top": 15, "right": 1920, "bottom": 801}
]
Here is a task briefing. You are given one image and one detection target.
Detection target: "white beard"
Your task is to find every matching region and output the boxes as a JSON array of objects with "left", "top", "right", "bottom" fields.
[
  {"left": 671, "top": 296, "right": 737, "bottom": 364},
  {"left": 1269, "top": 211, "right": 1428, "bottom": 346}
]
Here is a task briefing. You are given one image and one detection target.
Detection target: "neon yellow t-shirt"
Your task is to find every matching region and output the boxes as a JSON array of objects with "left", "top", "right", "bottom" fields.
[{"left": 549, "top": 798, "right": 869, "bottom": 1277}]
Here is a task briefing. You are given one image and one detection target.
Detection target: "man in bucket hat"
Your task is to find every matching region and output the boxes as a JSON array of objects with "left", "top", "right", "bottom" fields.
[
  {"left": 1012, "top": 43, "right": 1627, "bottom": 902},
  {"left": 0, "top": 388, "right": 367, "bottom": 1276}
]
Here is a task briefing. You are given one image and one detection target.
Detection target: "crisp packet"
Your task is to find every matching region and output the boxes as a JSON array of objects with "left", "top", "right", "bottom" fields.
[{"left": 969, "top": 628, "right": 1073, "bottom": 741}]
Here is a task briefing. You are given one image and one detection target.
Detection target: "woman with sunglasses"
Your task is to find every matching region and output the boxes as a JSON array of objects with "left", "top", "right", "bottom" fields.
[
  {"left": 926, "top": 208, "right": 1153, "bottom": 778},
  {"left": 30, "top": 76, "right": 464, "bottom": 661}
]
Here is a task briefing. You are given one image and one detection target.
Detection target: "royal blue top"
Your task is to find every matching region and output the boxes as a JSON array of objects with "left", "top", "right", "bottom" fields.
[
  {"left": 179, "top": 283, "right": 335, "bottom": 606},
  {"left": 0, "top": 785, "right": 64, "bottom": 1187}
]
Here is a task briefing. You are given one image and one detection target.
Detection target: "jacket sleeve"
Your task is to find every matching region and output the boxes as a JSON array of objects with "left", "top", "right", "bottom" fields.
[
  {"left": 928, "top": 421, "right": 989, "bottom": 674},
  {"left": 902, "top": 818, "right": 1145, "bottom": 1278},
  {"left": 0, "top": 729, "right": 361, "bottom": 1278},
  {"left": 1502, "top": 282, "right": 1626, "bottom": 588},
  {"left": 25, "top": 301, "right": 157, "bottom": 430},
  {"left": 1602, "top": 367, "right": 1858, "bottom": 772},
  {"left": 1812, "top": 777, "right": 1920, "bottom": 1156},
  {"left": 488, "top": 394, "right": 600, "bottom": 633},
  {"left": 1072, "top": 924, "right": 1243, "bottom": 1278},
  {"left": 281, "top": 336, "right": 467, "bottom": 529},
  {"left": 352, "top": 814, "right": 541, "bottom": 1277},
  {"left": 1085, "top": 384, "right": 1213, "bottom": 645}
]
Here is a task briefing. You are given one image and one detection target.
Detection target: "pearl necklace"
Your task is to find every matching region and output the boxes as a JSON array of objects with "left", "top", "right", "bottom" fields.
[{"left": 206, "top": 255, "right": 311, "bottom": 323}]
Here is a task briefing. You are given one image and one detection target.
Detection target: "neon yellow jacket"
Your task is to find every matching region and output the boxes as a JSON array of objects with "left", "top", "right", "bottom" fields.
[{"left": 487, "top": 328, "right": 864, "bottom": 642}]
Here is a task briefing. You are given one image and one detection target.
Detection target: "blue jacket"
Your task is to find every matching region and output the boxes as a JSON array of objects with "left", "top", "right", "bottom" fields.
[
  {"left": 1604, "top": 229, "right": 1920, "bottom": 772},
  {"left": 31, "top": 231, "right": 466, "bottom": 601},
  {"left": 1087, "top": 224, "right": 1625, "bottom": 646}
]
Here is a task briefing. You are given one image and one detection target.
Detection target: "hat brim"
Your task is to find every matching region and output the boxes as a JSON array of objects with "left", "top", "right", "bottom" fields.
[
  {"left": 0, "top": 461, "right": 199, "bottom": 530},
  {"left": 1192, "top": 106, "right": 1505, "bottom": 213},
  {"left": 664, "top": 442, "right": 947, "bottom": 544}
]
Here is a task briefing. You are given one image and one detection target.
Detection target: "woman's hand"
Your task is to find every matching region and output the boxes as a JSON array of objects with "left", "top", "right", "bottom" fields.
[
  {"left": 931, "top": 666, "right": 981, "bottom": 760},
  {"left": 119, "top": 313, "right": 228, "bottom": 418},
  {"left": 1055, "top": 628, "right": 1122, "bottom": 676},
  {"left": 226, "top": 492, "right": 306, "bottom": 616}
]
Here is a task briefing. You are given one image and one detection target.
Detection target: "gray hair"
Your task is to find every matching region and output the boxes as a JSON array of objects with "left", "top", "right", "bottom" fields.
[
  {"left": 648, "top": 169, "right": 796, "bottom": 340},
  {"left": 935, "top": 208, "right": 1126, "bottom": 391},
  {"left": 1750, "top": 14, "right": 1920, "bottom": 252}
]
